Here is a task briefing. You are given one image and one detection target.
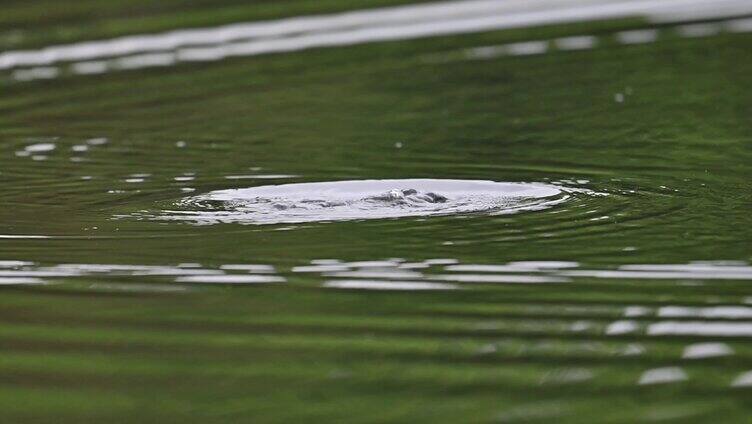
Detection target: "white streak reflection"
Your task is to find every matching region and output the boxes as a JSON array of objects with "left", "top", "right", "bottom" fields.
[
  {"left": 658, "top": 306, "right": 752, "bottom": 319},
  {"left": 323, "top": 279, "right": 459, "bottom": 290},
  {"left": 682, "top": 342, "right": 733, "bottom": 359},
  {"left": 616, "top": 29, "right": 658, "bottom": 44},
  {"left": 434, "top": 274, "right": 569, "bottom": 284},
  {"left": 606, "top": 320, "right": 639, "bottom": 335},
  {"left": 726, "top": 17, "right": 752, "bottom": 32},
  {"left": 731, "top": 371, "right": 752, "bottom": 387},
  {"left": 676, "top": 23, "right": 721, "bottom": 38},
  {"left": 648, "top": 321, "right": 752, "bottom": 337},
  {"left": 638, "top": 367, "right": 687, "bottom": 385},
  {"left": 0, "top": 277, "right": 46, "bottom": 285},
  {"left": 3, "top": 0, "right": 751, "bottom": 81},
  {"left": 554, "top": 35, "right": 597, "bottom": 50},
  {"left": 175, "top": 275, "right": 286, "bottom": 284}
]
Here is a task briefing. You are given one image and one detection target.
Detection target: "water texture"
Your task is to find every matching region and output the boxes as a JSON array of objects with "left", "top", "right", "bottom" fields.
[
  {"left": 154, "top": 179, "right": 573, "bottom": 224},
  {"left": 1, "top": 0, "right": 752, "bottom": 422}
]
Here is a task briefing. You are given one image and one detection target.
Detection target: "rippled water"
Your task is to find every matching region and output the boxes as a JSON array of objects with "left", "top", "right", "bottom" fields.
[
  {"left": 2, "top": 0, "right": 752, "bottom": 422},
  {"left": 150, "top": 179, "right": 575, "bottom": 224}
]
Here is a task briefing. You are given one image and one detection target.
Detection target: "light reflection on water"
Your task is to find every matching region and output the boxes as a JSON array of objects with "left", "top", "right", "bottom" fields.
[
  {"left": 3, "top": 257, "right": 751, "bottom": 292},
  {"left": 4, "top": 1, "right": 752, "bottom": 83}
]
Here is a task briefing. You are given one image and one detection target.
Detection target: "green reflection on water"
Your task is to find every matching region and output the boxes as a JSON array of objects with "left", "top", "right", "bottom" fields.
[{"left": 0, "top": 1, "right": 751, "bottom": 422}]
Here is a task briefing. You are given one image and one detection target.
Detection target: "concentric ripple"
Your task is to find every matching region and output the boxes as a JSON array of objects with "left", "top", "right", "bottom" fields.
[{"left": 156, "top": 179, "right": 572, "bottom": 225}]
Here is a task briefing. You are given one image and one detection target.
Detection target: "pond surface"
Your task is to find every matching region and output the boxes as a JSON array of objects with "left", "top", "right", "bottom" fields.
[{"left": 1, "top": 0, "right": 752, "bottom": 422}]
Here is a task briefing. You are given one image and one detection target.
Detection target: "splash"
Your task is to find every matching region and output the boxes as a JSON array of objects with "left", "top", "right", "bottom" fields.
[{"left": 156, "top": 179, "right": 569, "bottom": 225}]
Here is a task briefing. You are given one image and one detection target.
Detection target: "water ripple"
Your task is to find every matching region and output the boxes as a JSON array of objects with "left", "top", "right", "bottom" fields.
[{"left": 149, "top": 179, "right": 583, "bottom": 225}]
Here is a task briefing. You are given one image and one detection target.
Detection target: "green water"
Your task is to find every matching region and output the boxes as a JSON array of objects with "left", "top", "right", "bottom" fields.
[{"left": 1, "top": 1, "right": 752, "bottom": 422}]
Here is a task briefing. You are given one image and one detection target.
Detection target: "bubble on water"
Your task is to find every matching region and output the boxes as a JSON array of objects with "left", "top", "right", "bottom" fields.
[{"left": 150, "top": 179, "right": 578, "bottom": 225}]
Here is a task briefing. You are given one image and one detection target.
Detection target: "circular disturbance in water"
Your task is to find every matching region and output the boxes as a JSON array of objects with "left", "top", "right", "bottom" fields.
[{"left": 157, "top": 179, "right": 568, "bottom": 225}]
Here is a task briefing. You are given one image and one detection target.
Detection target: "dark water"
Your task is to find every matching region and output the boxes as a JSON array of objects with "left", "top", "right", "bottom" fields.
[{"left": 1, "top": 1, "right": 752, "bottom": 422}]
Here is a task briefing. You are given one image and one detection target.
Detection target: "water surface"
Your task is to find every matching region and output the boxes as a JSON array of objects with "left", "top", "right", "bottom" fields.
[{"left": 1, "top": 0, "right": 752, "bottom": 422}]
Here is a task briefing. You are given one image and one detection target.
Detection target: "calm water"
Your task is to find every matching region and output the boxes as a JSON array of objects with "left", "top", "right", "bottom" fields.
[{"left": 1, "top": 1, "right": 752, "bottom": 422}]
